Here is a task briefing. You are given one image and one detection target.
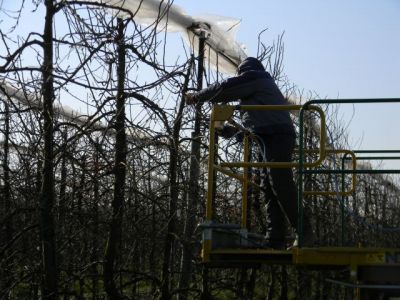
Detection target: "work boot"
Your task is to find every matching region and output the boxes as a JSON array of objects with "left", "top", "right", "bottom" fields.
[
  {"left": 264, "top": 238, "right": 286, "bottom": 250},
  {"left": 265, "top": 230, "right": 287, "bottom": 250},
  {"left": 290, "top": 228, "right": 315, "bottom": 248}
]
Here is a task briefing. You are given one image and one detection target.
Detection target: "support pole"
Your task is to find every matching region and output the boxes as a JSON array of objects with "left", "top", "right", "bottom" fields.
[
  {"left": 177, "top": 27, "right": 209, "bottom": 300},
  {"left": 341, "top": 154, "right": 348, "bottom": 246},
  {"left": 192, "top": 31, "right": 211, "bottom": 300}
]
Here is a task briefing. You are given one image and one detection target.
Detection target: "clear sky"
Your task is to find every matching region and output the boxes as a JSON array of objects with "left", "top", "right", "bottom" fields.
[
  {"left": 2, "top": 0, "right": 400, "bottom": 167},
  {"left": 176, "top": 0, "right": 400, "bottom": 168}
]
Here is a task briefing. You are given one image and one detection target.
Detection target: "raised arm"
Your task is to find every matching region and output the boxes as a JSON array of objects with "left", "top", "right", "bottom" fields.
[{"left": 186, "top": 73, "right": 259, "bottom": 105}]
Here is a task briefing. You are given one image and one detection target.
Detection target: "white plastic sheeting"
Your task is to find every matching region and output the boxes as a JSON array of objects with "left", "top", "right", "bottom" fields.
[
  {"left": 0, "top": 80, "right": 162, "bottom": 143},
  {"left": 0, "top": 1, "right": 248, "bottom": 138},
  {"left": 0, "top": 80, "right": 104, "bottom": 130},
  {"left": 89, "top": 0, "right": 247, "bottom": 73}
]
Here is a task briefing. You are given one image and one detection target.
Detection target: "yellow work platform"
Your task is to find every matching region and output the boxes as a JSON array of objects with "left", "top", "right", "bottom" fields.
[
  {"left": 204, "top": 246, "right": 400, "bottom": 299},
  {"left": 205, "top": 246, "right": 400, "bottom": 268},
  {"left": 293, "top": 247, "right": 400, "bottom": 267}
]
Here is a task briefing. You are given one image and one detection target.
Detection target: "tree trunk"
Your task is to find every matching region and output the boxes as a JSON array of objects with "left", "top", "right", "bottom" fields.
[
  {"left": 40, "top": 0, "right": 58, "bottom": 298},
  {"left": 103, "top": 18, "right": 126, "bottom": 300},
  {"left": 160, "top": 64, "right": 192, "bottom": 300},
  {"left": 160, "top": 146, "right": 179, "bottom": 300},
  {"left": 91, "top": 142, "right": 100, "bottom": 300},
  {"left": 245, "top": 268, "right": 257, "bottom": 300},
  {"left": 267, "top": 267, "right": 276, "bottom": 300},
  {"left": 280, "top": 266, "right": 288, "bottom": 300},
  {"left": 1, "top": 97, "right": 12, "bottom": 299},
  {"left": 58, "top": 129, "right": 67, "bottom": 225}
]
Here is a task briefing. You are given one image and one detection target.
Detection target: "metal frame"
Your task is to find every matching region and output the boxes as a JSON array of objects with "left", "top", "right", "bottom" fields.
[
  {"left": 298, "top": 98, "right": 400, "bottom": 246},
  {"left": 303, "top": 149, "right": 357, "bottom": 196},
  {"left": 205, "top": 104, "right": 327, "bottom": 225},
  {"left": 204, "top": 103, "right": 329, "bottom": 262},
  {"left": 201, "top": 99, "right": 400, "bottom": 299}
]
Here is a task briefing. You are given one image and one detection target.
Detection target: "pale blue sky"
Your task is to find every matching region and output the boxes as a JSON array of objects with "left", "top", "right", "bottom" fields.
[
  {"left": 176, "top": 0, "right": 400, "bottom": 168},
  {"left": 2, "top": 0, "right": 400, "bottom": 166},
  {"left": 176, "top": 0, "right": 400, "bottom": 98}
]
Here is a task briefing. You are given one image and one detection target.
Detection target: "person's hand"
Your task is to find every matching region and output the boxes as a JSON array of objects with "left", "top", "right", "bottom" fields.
[
  {"left": 217, "top": 124, "right": 238, "bottom": 139},
  {"left": 184, "top": 92, "right": 197, "bottom": 105}
]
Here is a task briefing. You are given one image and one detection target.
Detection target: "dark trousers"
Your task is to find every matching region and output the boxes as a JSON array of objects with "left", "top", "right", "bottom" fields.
[{"left": 257, "top": 133, "right": 298, "bottom": 242}]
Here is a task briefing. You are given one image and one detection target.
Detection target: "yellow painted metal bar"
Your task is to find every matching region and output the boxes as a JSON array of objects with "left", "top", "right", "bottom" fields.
[
  {"left": 217, "top": 105, "right": 327, "bottom": 168},
  {"left": 214, "top": 165, "right": 247, "bottom": 182},
  {"left": 203, "top": 106, "right": 236, "bottom": 262},
  {"left": 211, "top": 105, "right": 235, "bottom": 121},
  {"left": 202, "top": 238, "right": 212, "bottom": 263},
  {"left": 203, "top": 110, "right": 218, "bottom": 263},
  {"left": 292, "top": 247, "right": 400, "bottom": 266},
  {"left": 221, "top": 161, "right": 303, "bottom": 168},
  {"left": 303, "top": 149, "right": 357, "bottom": 196},
  {"left": 206, "top": 247, "right": 400, "bottom": 268},
  {"left": 215, "top": 150, "right": 356, "bottom": 196},
  {"left": 207, "top": 104, "right": 326, "bottom": 230},
  {"left": 214, "top": 165, "right": 262, "bottom": 190},
  {"left": 205, "top": 104, "right": 327, "bottom": 243},
  {"left": 241, "top": 134, "right": 250, "bottom": 228},
  {"left": 210, "top": 248, "right": 290, "bottom": 255},
  {"left": 239, "top": 104, "right": 303, "bottom": 111}
]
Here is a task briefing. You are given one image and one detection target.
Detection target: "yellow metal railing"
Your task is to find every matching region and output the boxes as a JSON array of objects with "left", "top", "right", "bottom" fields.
[
  {"left": 212, "top": 149, "right": 357, "bottom": 197},
  {"left": 303, "top": 149, "right": 357, "bottom": 197},
  {"left": 218, "top": 105, "right": 327, "bottom": 169},
  {"left": 202, "top": 104, "right": 360, "bottom": 262},
  {"left": 206, "top": 104, "right": 328, "bottom": 223}
]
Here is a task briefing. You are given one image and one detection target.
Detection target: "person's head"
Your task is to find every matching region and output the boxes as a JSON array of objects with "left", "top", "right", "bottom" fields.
[{"left": 237, "top": 57, "right": 265, "bottom": 74}]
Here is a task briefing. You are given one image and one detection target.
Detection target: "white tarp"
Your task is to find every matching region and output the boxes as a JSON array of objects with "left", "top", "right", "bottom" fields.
[
  {"left": 90, "top": 0, "right": 247, "bottom": 73},
  {"left": 0, "top": 80, "right": 104, "bottom": 130},
  {"left": 0, "top": 0, "right": 248, "bottom": 137},
  {"left": 0, "top": 80, "right": 161, "bottom": 143}
]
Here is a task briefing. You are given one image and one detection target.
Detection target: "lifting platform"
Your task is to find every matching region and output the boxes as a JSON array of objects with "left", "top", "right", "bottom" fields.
[
  {"left": 201, "top": 224, "right": 400, "bottom": 298},
  {"left": 202, "top": 101, "right": 400, "bottom": 299},
  {"left": 201, "top": 223, "right": 400, "bottom": 273},
  {"left": 207, "top": 247, "right": 400, "bottom": 270}
]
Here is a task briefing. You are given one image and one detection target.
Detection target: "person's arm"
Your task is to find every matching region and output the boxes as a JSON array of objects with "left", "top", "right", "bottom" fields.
[{"left": 186, "top": 74, "right": 258, "bottom": 104}]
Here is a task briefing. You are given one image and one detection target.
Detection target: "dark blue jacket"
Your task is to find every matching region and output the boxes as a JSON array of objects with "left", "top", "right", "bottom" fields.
[{"left": 193, "top": 57, "right": 295, "bottom": 136}]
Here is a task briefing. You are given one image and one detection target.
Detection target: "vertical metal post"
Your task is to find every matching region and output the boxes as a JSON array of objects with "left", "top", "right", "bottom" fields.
[
  {"left": 190, "top": 30, "right": 206, "bottom": 213},
  {"left": 179, "top": 31, "right": 207, "bottom": 300},
  {"left": 195, "top": 32, "right": 205, "bottom": 203},
  {"left": 195, "top": 30, "right": 210, "bottom": 300},
  {"left": 241, "top": 134, "right": 250, "bottom": 228},
  {"left": 298, "top": 107, "right": 306, "bottom": 247},
  {"left": 341, "top": 154, "right": 347, "bottom": 247},
  {"left": 196, "top": 31, "right": 206, "bottom": 91},
  {"left": 205, "top": 116, "right": 216, "bottom": 221}
]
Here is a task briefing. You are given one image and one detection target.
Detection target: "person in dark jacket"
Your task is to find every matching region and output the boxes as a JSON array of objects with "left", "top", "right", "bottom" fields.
[{"left": 185, "top": 57, "right": 313, "bottom": 249}]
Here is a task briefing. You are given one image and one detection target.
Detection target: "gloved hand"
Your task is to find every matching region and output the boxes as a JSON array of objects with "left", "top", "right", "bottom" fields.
[
  {"left": 217, "top": 124, "right": 239, "bottom": 139},
  {"left": 216, "top": 123, "right": 248, "bottom": 143},
  {"left": 184, "top": 92, "right": 198, "bottom": 105}
]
